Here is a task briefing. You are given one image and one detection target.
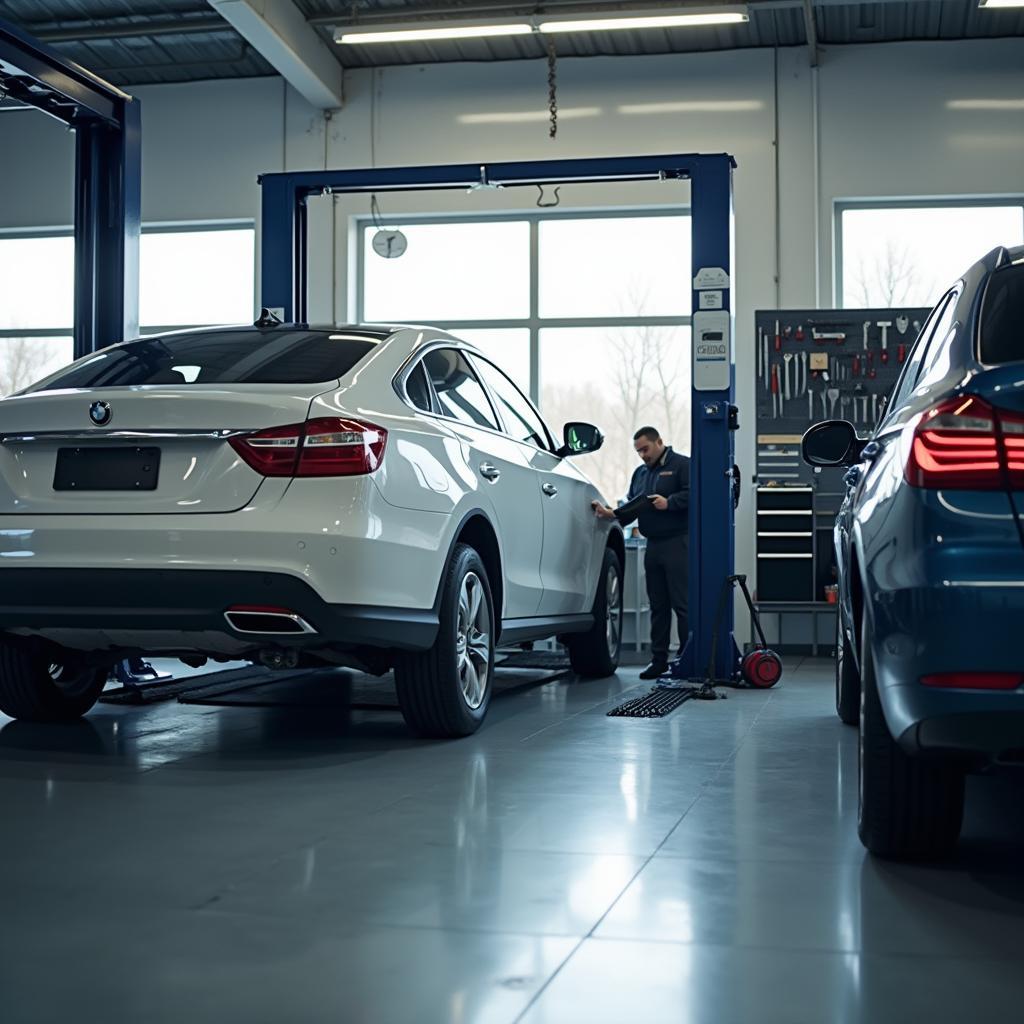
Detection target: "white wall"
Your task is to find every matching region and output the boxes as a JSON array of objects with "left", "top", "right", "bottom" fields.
[{"left": 1, "top": 36, "right": 1022, "bottom": 639}]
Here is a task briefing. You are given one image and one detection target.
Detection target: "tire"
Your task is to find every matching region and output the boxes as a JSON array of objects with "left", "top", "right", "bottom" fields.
[
  {"left": 835, "top": 615, "right": 860, "bottom": 726},
  {"left": 858, "top": 617, "right": 965, "bottom": 861},
  {"left": 566, "top": 548, "right": 623, "bottom": 678},
  {"left": 394, "top": 544, "right": 495, "bottom": 738},
  {"left": 0, "top": 642, "right": 107, "bottom": 722}
]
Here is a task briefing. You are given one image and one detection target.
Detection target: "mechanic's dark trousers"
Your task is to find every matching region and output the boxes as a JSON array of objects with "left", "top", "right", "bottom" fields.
[{"left": 645, "top": 535, "right": 689, "bottom": 664}]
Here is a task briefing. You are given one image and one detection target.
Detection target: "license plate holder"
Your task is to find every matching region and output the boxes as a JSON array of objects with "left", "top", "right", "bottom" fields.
[{"left": 53, "top": 446, "right": 161, "bottom": 491}]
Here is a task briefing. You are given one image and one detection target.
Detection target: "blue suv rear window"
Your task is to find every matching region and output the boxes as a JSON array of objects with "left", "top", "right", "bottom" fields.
[
  {"left": 981, "top": 263, "right": 1024, "bottom": 365},
  {"left": 24, "top": 330, "right": 380, "bottom": 391}
]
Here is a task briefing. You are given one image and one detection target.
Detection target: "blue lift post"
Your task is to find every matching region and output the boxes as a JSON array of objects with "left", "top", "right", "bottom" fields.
[
  {"left": 258, "top": 154, "right": 740, "bottom": 682},
  {"left": 0, "top": 16, "right": 141, "bottom": 357}
]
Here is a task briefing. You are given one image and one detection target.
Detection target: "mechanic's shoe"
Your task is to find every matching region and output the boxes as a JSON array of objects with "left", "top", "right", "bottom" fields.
[{"left": 639, "top": 661, "right": 668, "bottom": 680}]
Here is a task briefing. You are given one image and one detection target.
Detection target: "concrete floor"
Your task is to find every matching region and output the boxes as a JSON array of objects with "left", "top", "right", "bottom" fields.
[{"left": 2, "top": 658, "right": 1024, "bottom": 1023}]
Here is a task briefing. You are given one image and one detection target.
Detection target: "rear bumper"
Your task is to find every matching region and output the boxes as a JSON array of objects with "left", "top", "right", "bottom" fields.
[
  {"left": 872, "top": 582, "right": 1024, "bottom": 759},
  {"left": 0, "top": 568, "right": 439, "bottom": 654}
]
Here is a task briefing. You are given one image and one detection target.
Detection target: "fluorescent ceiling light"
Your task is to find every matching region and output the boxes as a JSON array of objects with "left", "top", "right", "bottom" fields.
[
  {"left": 947, "top": 98, "right": 1024, "bottom": 110},
  {"left": 336, "top": 6, "right": 748, "bottom": 44},
  {"left": 618, "top": 99, "right": 763, "bottom": 114},
  {"left": 459, "top": 107, "right": 603, "bottom": 124},
  {"left": 337, "top": 22, "right": 532, "bottom": 44},
  {"left": 978, "top": 0, "right": 1024, "bottom": 8},
  {"left": 540, "top": 10, "right": 748, "bottom": 32}
]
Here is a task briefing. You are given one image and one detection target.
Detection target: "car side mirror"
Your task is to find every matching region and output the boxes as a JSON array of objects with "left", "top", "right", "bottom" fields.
[
  {"left": 557, "top": 421, "right": 604, "bottom": 458},
  {"left": 801, "top": 420, "right": 865, "bottom": 468}
]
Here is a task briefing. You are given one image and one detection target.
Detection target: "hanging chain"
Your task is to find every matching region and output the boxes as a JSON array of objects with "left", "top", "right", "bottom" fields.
[
  {"left": 546, "top": 39, "right": 558, "bottom": 139},
  {"left": 370, "top": 194, "right": 385, "bottom": 230}
]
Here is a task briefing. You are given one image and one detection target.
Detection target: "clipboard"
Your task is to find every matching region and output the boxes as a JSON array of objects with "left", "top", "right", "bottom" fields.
[{"left": 613, "top": 493, "right": 656, "bottom": 523}]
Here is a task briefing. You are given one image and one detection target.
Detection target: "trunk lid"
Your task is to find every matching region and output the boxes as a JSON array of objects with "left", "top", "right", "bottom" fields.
[{"left": 0, "top": 384, "right": 334, "bottom": 514}]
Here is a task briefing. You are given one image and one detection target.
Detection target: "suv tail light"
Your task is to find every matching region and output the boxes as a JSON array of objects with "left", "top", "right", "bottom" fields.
[
  {"left": 230, "top": 418, "right": 386, "bottom": 477},
  {"left": 905, "top": 395, "right": 1024, "bottom": 490}
]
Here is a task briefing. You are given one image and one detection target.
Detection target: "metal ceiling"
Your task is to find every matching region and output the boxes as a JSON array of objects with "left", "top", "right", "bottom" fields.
[{"left": 3, "top": 0, "right": 1022, "bottom": 85}]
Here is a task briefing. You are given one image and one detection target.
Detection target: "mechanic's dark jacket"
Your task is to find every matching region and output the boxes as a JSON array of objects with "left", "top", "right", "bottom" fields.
[{"left": 618, "top": 446, "right": 690, "bottom": 541}]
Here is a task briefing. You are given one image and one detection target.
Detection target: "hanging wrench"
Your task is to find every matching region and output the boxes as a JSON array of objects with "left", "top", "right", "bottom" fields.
[
  {"left": 863, "top": 321, "right": 870, "bottom": 351},
  {"left": 783, "top": 352, "right": 793, "bottom": 401},
  {"left": 827, "top": 387, "right": 840, "bottom": 419},
  {"left": 877, "top": 321, "right": 892, "bottom": 364}
]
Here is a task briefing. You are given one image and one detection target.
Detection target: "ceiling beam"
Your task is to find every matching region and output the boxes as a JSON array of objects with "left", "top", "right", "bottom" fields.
[
  {"left": 801, "top": 0, "right": 819, "bottom": 66},
  {"left": 207, "top": 0, "right": 342, "bottom": 109}
]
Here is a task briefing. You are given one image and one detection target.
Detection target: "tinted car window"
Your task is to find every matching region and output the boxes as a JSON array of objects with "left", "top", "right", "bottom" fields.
[
  {"left": 473, "top": 356, "right": 551, "bottom": 450},
  {"left": 405, "top": 361, "right": 436, "bottom": 413},
  {"left": 886, "top": 291, "right": 956, "bottom": 414},
  {"left": 981, "top": 263, "right": 1024, "bottom": 365},
  {"left": 915, "top": 295, "right": 961, "bottom": 391},
  {"left": 24, "top": 331, "right": 379, "bottom": 392},
  {"left": 423, "top": 348, "right": 498, "bottom": 430}
]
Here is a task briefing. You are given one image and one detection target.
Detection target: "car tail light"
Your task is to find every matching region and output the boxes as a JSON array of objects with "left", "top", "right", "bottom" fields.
[
  {"left": 921, "top": 672, "right": 1024, "bottom": 690},
  {"left": 905, "top": 395, "right": 1024, "bottom": 490},
  {"left": 230, "top": 418, "right": 386, "bottom": 477}
]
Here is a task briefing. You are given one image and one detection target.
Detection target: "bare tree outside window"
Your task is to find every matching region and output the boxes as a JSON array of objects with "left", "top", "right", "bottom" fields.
[
  {"left": 847, "top": 240, "right": 931, "bottom": 308},
  {"left": 841, "top": 205, "right": 1024, "bottom": 309},
  {"left": 0, "top": 337, "right": 57, "bottom": 396},
  {"left": 541, "top": 312, "right": 691, "bottom": 504}
]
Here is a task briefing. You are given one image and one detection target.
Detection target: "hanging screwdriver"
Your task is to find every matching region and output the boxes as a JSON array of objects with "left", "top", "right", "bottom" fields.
[
  {"left": 771, "top": 363, "right": 780, "bottom": 418},
  {"left": 852, "top": 354, "right": 861, "bottom": 377},
  {"left": 898, "top": 344, "right": 907, "bottom": 364},
  {"left": 775, "top": 320, "right": 781, "bottom": 353}
]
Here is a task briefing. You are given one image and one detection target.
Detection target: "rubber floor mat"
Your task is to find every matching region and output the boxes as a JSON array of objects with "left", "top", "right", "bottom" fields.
[{"left": 607, "top": 687, "right": 696, "bottom": 718}]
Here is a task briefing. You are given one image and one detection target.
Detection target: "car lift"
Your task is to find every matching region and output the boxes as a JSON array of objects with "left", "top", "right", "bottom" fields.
[
  {"left": 1, "top": 17, "right": 150, "bottom": 685},
  {"left": 259, "top": 154, "right": 743, "bottom": 685}
]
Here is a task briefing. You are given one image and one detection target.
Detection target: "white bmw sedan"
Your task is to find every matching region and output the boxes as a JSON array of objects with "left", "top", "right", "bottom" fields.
[{"left": 0, "top": 319, "right": 624, "bottom": 737}]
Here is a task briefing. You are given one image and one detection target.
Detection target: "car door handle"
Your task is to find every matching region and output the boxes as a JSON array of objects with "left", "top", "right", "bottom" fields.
[
  {"left": 479, "top": 462, "right": 501, "bottom": 482},
  {"left": 542, "top": 482, "right": 558, "bottom": 497}
]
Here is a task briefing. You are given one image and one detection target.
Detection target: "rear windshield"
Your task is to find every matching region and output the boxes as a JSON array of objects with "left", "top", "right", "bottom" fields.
[
  {"left": 980, "top": 263, "right": 1024, "bottom": 365},
  {"left": 24, "top": 330, "right": 380, "bottom": 392}
]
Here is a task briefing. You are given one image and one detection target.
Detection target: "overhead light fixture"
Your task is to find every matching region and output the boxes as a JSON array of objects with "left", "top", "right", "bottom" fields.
[
  {"left": 978, "top": 0, "right": 1024, "bottom": 7},
  {"left": 336, "top": 6, "right": 748, "bottom": 45},
  {"left": 539, "top": 9, "right": 749, "bottom": 33},
  {"left": 336, "top": 20, "right": 533, "bottom": 44}
]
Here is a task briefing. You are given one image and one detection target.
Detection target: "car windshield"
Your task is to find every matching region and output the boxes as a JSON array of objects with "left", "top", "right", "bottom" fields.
[
  {"left": 980, "top": 262, "right": 1024, "bottom": 365},
  {"left": 22, "top": 330, "right": 381, "bottom": 392}
]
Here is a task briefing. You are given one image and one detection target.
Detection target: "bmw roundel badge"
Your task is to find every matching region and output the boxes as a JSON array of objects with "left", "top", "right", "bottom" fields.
[{"left": 89, "top": 401, "right": 111, "bottom": 426}]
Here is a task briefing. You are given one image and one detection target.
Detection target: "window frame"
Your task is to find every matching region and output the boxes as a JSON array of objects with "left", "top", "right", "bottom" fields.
[
  {"left": 834, "top": 197, "right": 1024, "bottom": 309},
  {"left": 355, "top": 207, "right": 692, "bottom": 405},
  {"left": 0, "top": 220, "right": 256, "bottom": 342}
]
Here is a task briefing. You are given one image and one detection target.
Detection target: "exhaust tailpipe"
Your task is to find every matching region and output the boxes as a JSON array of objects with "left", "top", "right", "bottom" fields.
[{"left": 224, "top": 606, "right": 317, "bottom": 636}]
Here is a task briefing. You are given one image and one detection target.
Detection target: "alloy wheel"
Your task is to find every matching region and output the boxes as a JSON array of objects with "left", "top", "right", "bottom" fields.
[
  {"left": 456, "top": 572, "right": 490, "bottom": 710},
  {"left": 605, "top": 564, "right": 622, "bottom": 657}
]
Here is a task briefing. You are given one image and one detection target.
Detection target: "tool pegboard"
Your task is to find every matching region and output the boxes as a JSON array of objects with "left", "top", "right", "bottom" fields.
[
  {"left": 753, "top": 305, "right": 931, "bottom": 610},
  {"left": 754, "top": 306, "right": 931, "bottom": 486}
]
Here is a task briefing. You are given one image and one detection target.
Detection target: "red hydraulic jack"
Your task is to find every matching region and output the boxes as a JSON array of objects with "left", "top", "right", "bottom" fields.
[{"left": 657, "top": 574, "right": 782, "bottom": 699}]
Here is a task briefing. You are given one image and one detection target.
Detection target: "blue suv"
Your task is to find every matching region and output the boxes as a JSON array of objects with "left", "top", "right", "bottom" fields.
[{"left": 803, "top": 245, "right": 1024, "bottom": 861}]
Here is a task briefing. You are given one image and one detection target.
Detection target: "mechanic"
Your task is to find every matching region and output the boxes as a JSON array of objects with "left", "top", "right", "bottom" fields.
[{"left": 592, "top": 427, "right": 690, "bottom": 680}]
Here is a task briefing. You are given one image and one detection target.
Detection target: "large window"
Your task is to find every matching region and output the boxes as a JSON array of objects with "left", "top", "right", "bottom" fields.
[
  {"left": 837, "top": 201, "right": 1024, "bottom": 308},
  {"left": 0, "top": 224, "right": 255, "bottom": 397},
  {"left": 358, "top": 212, "right": 691, "bottom": 502}
]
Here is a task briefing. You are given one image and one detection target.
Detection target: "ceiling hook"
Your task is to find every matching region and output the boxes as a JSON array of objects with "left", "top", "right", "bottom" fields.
[{"left": 536, "top": 185, "right": 561, "bottom": 208}]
